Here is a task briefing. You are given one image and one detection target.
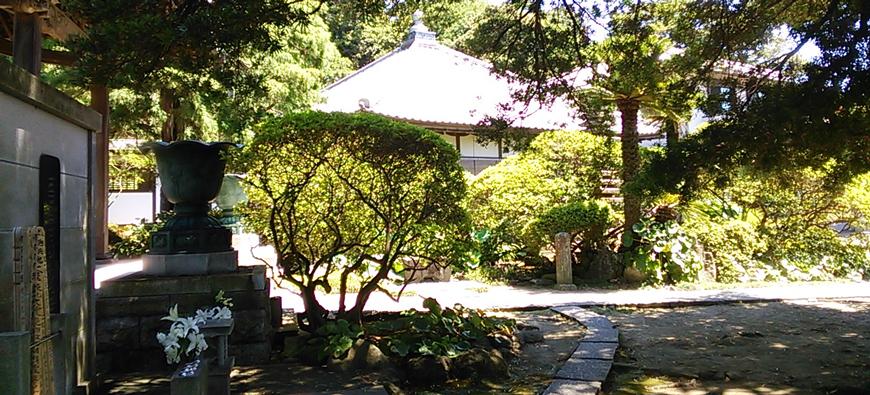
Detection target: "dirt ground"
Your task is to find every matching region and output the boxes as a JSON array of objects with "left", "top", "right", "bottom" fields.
[
  {"left": 602, "top": 298, "right": 870, "bottom": 395},
  {"left": 98, "top": 309, "right": 583, "bottom": 394}
]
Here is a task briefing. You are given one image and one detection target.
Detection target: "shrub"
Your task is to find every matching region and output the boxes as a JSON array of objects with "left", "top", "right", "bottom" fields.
[
  {"left": 108, "top": 212, "right": 173, "bottom": 258},
  {"left": 630, "top": 218, "right": 703, "bottom": 285},
  {"left": 366, "top": 298, "right": 516, "bottom": 359},
  {"left": 528, "top": 200, "right": 613, "bottom": 254},
  {"left": 466, "top": 130, "right": 620, "bottom": 258},
  {"left": 681, "top": 168, "right": 870, "bottom": 282},
  {"left": 236, "top": 111, "right": 470, "bottom": 330}
]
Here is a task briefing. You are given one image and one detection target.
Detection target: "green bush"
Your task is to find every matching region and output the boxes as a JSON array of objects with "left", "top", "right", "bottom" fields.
[
  {"left": 366, "top": 298, "right": 516, "bottom": 359},
  {"left": 681, "top": 168, "right": 870, "bottom": 282},
  {"left": 466, "top": 130, "right": 620, "bottom": 259},
  {"left": 630, "top": 218, "right": 703, "bottom": 285},
  {"left": 528, "top": 200, "right": 613, "bottom": 252},
  {"left": 236, "top": 111, "right": 470, "bottom": 330},
  {"left": 108, "top": 212, "right": 173, "bottom": 258}
]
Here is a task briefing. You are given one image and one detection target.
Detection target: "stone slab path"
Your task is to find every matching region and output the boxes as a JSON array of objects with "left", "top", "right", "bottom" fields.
[{"left": 543, "top": 306, "right": 620, "bottom": 395}]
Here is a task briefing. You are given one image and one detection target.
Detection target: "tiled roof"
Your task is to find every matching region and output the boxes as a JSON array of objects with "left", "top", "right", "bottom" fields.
[
  {"left": 318, "top": 14, "right": 582, "bottom": 131},
  {"left": 318, "top": 12, "right": 659, "bottom": 136}
]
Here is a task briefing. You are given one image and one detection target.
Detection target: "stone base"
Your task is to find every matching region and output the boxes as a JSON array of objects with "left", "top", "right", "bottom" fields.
[
  {"left": 143, "top": 251, "right": 238, "bottom": 276},
  {"left": 207, "top": 356, "right": 234, "bottom": 395},
  {"left": 96, "top": 266, "right": 271, "bottom": 373},
  {"left": 554, "top": 283, "right": 578, "bottom": 291}
]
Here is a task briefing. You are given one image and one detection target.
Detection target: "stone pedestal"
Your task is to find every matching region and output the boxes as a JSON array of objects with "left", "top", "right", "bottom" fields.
[
  {"left": 554, "top": 232, "right": 577, "bottom": 291},
  {"left": 142, "top": 251, "right": 239, "bottom": 276},
  {"left": 170, "top": 358, "right": 208, "bottom": 395},
  {"left": 95, "top": 266, "right": 272, "bottom": 373},
  {"left": 0, "top": 331, "right": 30, "bottom": 395}
]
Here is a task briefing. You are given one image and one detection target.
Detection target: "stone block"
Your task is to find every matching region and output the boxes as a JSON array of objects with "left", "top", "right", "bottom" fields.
[
  {"left": 96, "top": 295, "right": 171, "bottom": 318},
  {"left": 143, "top": 250, "right": 238, "bottom": 276},
  {"left": 555, "top": 284, "right": 578, "bottom": 291},
  {"left": 542, "top": 379, "right": 601, "bottom": 395},
  {"left": 551, "top": 306, "right": 600, "bottom": 321},
  {"left": 555, "top": 357, "right": 613, "bottom": 382},
  {"left": 207, "top": 356, "right": 234, "bottom": 395},
  {"left": 225, "top": 290, "right": 269, "bottom": 311},
  {"left": 169, "top": 293, "right": 217, "bottom": 314},
  {"left": 96, "top": 316, "right": 140, "bottom": 352},
  {"left": 228, "top": 342, "right": 271, "bottom": 364},
  {"left": 171, "top": 358, "right": 209, "bottom": 395},
  {"left": 0, "top": 331, "right": 30, "bottom": 395},
  {"left": 583, "top": 326, "right": 619, "bottom": 343},
  {"left": 60, "top": 175, "right": 88, "bottom": 228},
  {"left": 97, "top": 267, "right": 264, "bottom": 298},
  {"left": 0, "top": 162, "right": 38, "bottom": 230},
  {"left": 140, "top": 315, "right": 168, "bottom": 349},
  {"left": 230, "top": 309, "right": 268, "bottom": 343},
  {"left": 60, "top": 228, "right": 88, "bottom": 284},
  {"left": 573, "top": 342, "right": 617, "bottom": 360}
]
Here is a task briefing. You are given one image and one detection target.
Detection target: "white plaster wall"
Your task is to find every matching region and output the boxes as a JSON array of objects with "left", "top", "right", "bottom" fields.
[
  {"left": 458, "top": 135, "right": 500, "bottom": 158},
  {"left": 108, "top": 192, "right": 156, "bottom": 225}
]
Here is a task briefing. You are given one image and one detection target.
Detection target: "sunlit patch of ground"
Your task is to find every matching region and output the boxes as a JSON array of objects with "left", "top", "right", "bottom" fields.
[{"left": 604, "top": 298, "right": 870, "bottom": 395}]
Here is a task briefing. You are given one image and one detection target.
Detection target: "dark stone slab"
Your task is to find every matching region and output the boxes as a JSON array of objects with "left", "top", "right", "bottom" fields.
[
  {"left": 574, "top": 342, "right": 617, "bottom": 360},
  {"left": 230, "top": 310, "right": 269, "bottom": 343},
  {"left": 96, "top": 317, "right": 140, "bottom": 351},
  {"left": 551, "top": 305, "right": 600, "bottom": 321},
  {"left": 97, "top": 266, "right": 266, "bottom": 298},
  {"left": 225, "top": 290, "right": 270, "bottom": 310},
  {"left": 555, "top": 357, "right": 613, "bottom": 382},
  {"left": 139, "top": 315, "right": 167, "bottom": 349},
  {"left": 228, "top": 342, "right": 271, "bottom": 364},
  {"left": 96, "top": 295, "right": 171, "bottom": 318},
  {"left": 583, "top": 326, "right": 619, "bottom": 343},
  {"left": 542, "top": 379, "right": 601, "bottom": 395}
]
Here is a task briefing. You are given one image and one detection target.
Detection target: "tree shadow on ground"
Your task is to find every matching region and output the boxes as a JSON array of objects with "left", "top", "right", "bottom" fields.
[{"left": 600, "top": 298, "right": 870, "bottom": 395}]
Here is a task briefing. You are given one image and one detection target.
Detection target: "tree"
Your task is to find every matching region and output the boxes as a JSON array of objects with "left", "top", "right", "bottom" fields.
[
  {"left": 237, "top": 112, "right": 470, "bottom": 330},
  {"left": 324, "top": 0, "right": 489, "bottom": 68},
  {"left": 468, "top": 0, "right": 799, "bottom": 247},
  {"left": 639, "top": 0, "right": 870, "bottom": 198}
]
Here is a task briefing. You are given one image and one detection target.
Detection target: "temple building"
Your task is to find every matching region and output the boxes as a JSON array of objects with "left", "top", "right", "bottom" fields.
[{"left": 318, "top": 12, "right": 588, "bottom": 174}]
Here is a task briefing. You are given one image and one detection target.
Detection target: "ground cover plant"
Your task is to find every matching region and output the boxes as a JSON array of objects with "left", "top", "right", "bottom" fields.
[{"left": 237, "top": 111, "right": 471, "bottom": 330}]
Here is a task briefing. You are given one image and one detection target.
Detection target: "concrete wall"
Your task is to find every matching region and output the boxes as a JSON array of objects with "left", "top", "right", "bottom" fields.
[{"left": 0, "top": 61, "right": 100, "bottom": 394}]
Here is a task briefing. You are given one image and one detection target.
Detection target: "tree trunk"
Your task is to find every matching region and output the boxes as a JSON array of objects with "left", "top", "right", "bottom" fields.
[
  {"left": 617, "top": 99, "right": 641, "bottom": 248},
  {"left": 300, "top": 285, "right": 328, "bottom": 330},
  {"left": 664, "top": 121, "right": 679, "bottom": 148},
  {"left": 159, "top": 88, "right": 185, "bottom": 142}
]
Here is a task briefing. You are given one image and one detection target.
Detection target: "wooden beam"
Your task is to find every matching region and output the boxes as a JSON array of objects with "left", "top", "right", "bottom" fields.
[
  {"left": 44, "top": 4, "right": 84, "bottom": 41},
  {"left": 12, "top": 11, "right": 40, "bottom": 74},
  {"left": 90, "top": 85, "right": 111, "bottom": 259},
  {"left": 0, "top": 38, "right": 75, "bottom": 65}
]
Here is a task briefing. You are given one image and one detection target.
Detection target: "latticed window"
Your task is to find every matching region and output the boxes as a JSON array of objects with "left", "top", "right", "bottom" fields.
[{"left": 109, "top": 172, "right": 154, "bottom": 192}]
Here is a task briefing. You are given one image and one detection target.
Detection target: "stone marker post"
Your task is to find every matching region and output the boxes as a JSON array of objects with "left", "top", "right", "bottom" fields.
[{"left": 554, "top": 232, "right": 577, "bottom": 290}]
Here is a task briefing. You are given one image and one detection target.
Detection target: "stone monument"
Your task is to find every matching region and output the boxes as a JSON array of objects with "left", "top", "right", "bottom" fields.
[
  {"left": 554, "top": 232, "right": 577, "bottom": 291},
  {"left": 140, "top": 141, "right": 239, "bottom": 276},
  {"left": 95, "top": 140, "right": 273, "bottom": 374}
]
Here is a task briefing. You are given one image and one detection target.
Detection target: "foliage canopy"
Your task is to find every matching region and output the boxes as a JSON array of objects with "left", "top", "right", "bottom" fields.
[{"left": 237, "top": 111, "right": 470, "bottom": 329}]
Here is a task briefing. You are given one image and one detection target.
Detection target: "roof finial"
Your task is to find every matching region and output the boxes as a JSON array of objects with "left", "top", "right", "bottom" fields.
[{"left": 402, "top": 9, "right": 437, "bottom": 48}]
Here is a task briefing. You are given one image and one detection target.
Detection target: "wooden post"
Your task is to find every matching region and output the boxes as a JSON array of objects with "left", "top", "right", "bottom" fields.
[
  {"left": 554, "top": 232, "right": 577, "bottom": 290},
  {"left": 90, "top": 85, "right": 111, "bottom": 259},
  {"left": 12, "top": 11, "right": 41, "bottom": 75}
]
